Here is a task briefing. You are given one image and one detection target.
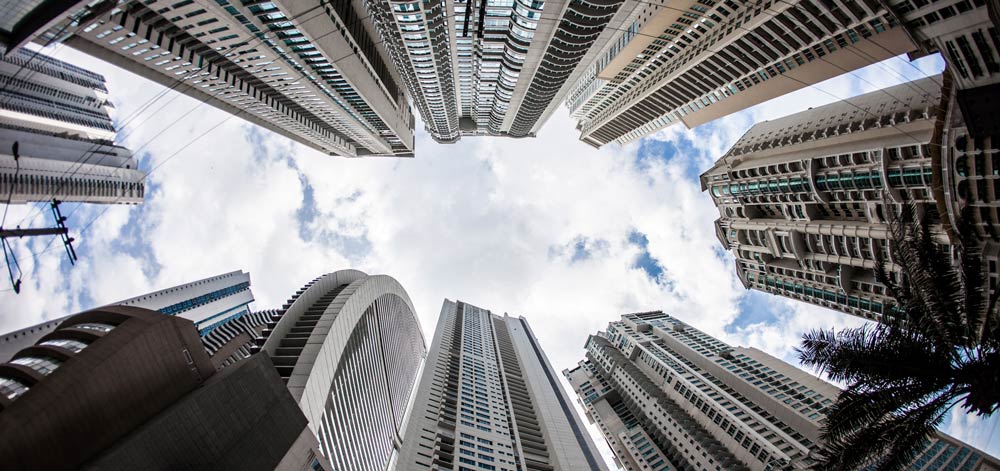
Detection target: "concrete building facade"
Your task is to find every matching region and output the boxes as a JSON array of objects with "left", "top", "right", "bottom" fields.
[
  {"left": 565, "top": 311, "right": 1000, "bottom": 470},
  {"left": 568, "top": 0, "right": 918, "bottom": 148},
  {"left": 700, "top": 75, "right": 957, "bottom": 323},
  {"left": 366, "top": 0, "right": 630, "bottom": 142},
  {"left": 0, "top": 47, "right": 143, "bottom": 204},
  {"left": 114, "top": 270, "right": 254, "bottom": 334},
  {"left": 0, "top": 270, "right": 255, "bottom": 361},
  {"left": 398, "top": 299, "right": 608, "bottom": 471},
  {"left": 887, "top": 0, "right": 999, "bottom": 91},
  {"left": 0, "top": 305, "right": 328, "bottom": 471},
  {"left": 255, "top": 269, "right": 427, "bottom": 471},
  {"left": 30, "top": 0, "right": 415, "bottom": 157}
]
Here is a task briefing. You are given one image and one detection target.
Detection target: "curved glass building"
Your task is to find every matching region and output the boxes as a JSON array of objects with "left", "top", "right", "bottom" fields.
[{"left": 259, "top": 269, "right": 427, "bottom": 471}]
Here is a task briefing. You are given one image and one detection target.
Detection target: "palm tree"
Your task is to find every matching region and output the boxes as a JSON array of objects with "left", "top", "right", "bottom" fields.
[{"left": 796, "top": 204, "right": 1000, "bottom": 471}]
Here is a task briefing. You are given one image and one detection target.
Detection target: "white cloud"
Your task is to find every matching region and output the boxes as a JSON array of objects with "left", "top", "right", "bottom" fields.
[{"left": 0, "top": 45, "right": 994, "bottom": 463}]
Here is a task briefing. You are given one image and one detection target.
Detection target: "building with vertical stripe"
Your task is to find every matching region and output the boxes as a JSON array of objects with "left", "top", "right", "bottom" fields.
[
  {"left": 566, "top": 311, "right": 1000, "bottom": 470},
  {"left": 568, "top": 0, "right": 918, "bottom": 148},
  {"left": 28, "top": 0, "right": 415, "bottom": 157},
  {"left": 398, "top": 299, "right": 609, "bottom": 471},
  {"left": 366, "top": 0, "right": 631, "bottom": 142},
  {"left": 0, "top": 47, "right": 143, "bottom": 204},
  {"left": 253, "top": 269, "right": 427, "bottom": 471}
]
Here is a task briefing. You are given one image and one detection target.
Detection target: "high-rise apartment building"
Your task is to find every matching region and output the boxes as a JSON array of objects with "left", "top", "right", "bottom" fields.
[
  {"left": 398, "top": 299, "right": 608, "bottom": 471},
  {"left": 567, "top": 0, "right": 918, "bottom": 148},
  {"left": 700, "top": 74, "right": 965, "bottom": 323},
  {"left": 887, "top": 0, "right": 999, "bottom": 92},
  {"left": 367, "top": 0, "right": 630, "bottom": 142},
  {"left": 566, "top": 311, "right": 1000, "bottom": 470},
  {"left": 255, "top": 269, "right": 427, "bottom": 471},
  {"left": 0, "top": 305, "right": 329, "bottom": 471},
  {"left": 0, "top": 47, "right": 144, "bottom": 204},
  {"left": 114, "top": 270, "right": 254, "bottom": 334},
  {"left": 0, "top": 270, "right": 254, "bottom": 361},
  {"left": 30, "top": 0, "right": 415, "bottom": 157},
  {"left": 0, "top": 268, "right": 425, "bottom": 470}
]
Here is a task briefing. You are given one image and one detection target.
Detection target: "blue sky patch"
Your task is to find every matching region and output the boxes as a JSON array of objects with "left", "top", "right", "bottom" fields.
[
  {"left": 547, "top": 236, "right": 610, "bottom": 263},
  {"left": 628, "top": 230, "right": 664, "bottom": 281},
  {"left": 727, "top": 290, "right": 784, "bottom": 333},
  {"left": 295, "top": 174, "right": 319, "bottom": 241},
  {"left": 636, "top": 139, "right": 677, "bottom": 167}
]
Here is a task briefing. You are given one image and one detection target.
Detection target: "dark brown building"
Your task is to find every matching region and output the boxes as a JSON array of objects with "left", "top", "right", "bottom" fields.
[{"left": 0, "top": 305, "right": 327, "bottom": 471}]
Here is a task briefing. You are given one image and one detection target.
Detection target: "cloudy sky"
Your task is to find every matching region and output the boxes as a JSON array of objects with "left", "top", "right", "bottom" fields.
[{"left": 1, "top": 45, "right": 996, "bottom": 464}]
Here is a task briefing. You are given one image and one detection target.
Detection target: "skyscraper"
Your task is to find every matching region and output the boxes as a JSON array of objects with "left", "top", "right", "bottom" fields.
[
  {"left": 255, "top": 269, "right": 426, "bottom": 471},
  {"left": 0, "top": 270, "right": 254, "bottom": 361},
  {"left": 566, "top": 311, "right": 1000, "bottom": 470},
  {"left": 0, "top": 305, "right": 329, "bottom": 471},
  {"left": 367, "top": 0, "right": 631, "bottom": 142},
  {"left": 398, "top": 299, "right": 608, "bottom": 471},
  {"left": 0, "top": 47, "right": 144, "bottom": 204},
  {"left": 30, "top": 0, "right": 415, "bottom": 157},
  {"left": 567, "top": 0, "right": 918, "bottom": 148},
  {"left": 700, "top": 74, "right": 961, "bottom": 323},
  {"left": 115, "top": 270, "right": 254, "bottom": 334},
  {"left": 886, "top": 0, "right": 999, "bottom": 92},
  {"left": 0, "top": 268, "right": 425, "bottom": 470}
]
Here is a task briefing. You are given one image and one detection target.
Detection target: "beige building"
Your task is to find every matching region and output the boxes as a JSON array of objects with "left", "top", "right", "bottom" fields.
[
  {"left": 699, "top": 74, "right": 970, "bottom": 323},
  {"left": 566, "top": 311, "right": 1000, "bottom": 470},
  {"left": 0, "top": 47, "right": 143, "bottom": 205},
  {"left": 568, "top": 0, "right": 917, "bottom": 148},
  {"left": 25, "top": 0, "right": 416, "bottom": 157}
]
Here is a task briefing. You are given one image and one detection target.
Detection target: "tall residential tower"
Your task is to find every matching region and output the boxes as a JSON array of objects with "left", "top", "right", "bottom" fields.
[
  {"left": 367, "top": 0, "right": 632, "bottom": 142},
  {"left": 0, "top": 270, "right": 254, "bottom": 361},
  {"left": 398, "top": 299, "right": 608, "bottom": 471},
  {"left": 0, "top": 268, "right": 426, "bottom": 471},
  {"left": 566, "top": 311, "right": 1000, "bottom": 470},
  {"left": 0, "top": 48, "right": 143, "bottom": 204},
  {"left": 34, "top": 0, "right": 415, "bottom": 157},
  {"left": 700, "top": 75, "right": 963, "bottom": 323},
  {"left": 568, "top": 0, "right": 917, "bottom": 148}
]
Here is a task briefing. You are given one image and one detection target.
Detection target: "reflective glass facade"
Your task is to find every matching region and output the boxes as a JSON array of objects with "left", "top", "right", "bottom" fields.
[{"left": 399, "top": 299, "right": 607, "bottom": 470}]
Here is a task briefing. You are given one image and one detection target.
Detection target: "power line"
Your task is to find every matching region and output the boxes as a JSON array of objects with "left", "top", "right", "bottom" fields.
[
  {"left": 6, "top": 2, "right": 334, "bottom": 230},
  {"left": 6, "top": 6, "right": 393, "bottom": 282}
]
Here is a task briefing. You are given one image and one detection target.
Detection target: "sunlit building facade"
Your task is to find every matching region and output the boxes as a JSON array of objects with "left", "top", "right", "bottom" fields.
[
  {"left": 566, "top": 311, "right": 1000, "bottom": 471},
  {"left": 398, "top": 299, "right": 608, "bottom": 470},
  {"left": 700, "top": 75, "right": 964, "bottom": 323},
  {"left": 256, "top": 269, "right": 427, "bottom": 471},
  {"left": 569, "top": 0, "right": 917, "bottom": 148},
  {"left": 33, "top": 0, "right": 415, "bottom": 157},
  {"left": 0, "top": 47, "right": 143, "bottom": 204},
  {"left": 887, "top": 0, "right": 999, "bottom": 92}
]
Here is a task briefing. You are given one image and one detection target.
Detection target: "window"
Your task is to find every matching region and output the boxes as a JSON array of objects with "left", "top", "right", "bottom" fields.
[
  {"left": 72, "top": 323, "right": 115, "bottom": 333},
  {"left": 0, "top": 377, "right": 29, "bottom": 400},
  {"left": 10, "top": 356, "right": 61, "bottom": 376},
  {"left": 39, "top": 338, "right": 88, "bottom": 353}
]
